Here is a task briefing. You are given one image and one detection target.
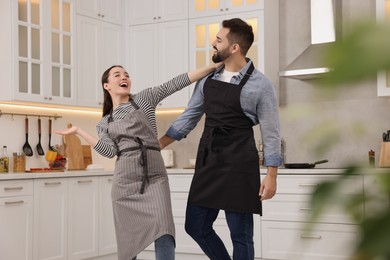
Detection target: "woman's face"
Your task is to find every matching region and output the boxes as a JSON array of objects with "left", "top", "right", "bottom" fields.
[{"left": 103, "top": 66, "right": 131, "bottom": 97}]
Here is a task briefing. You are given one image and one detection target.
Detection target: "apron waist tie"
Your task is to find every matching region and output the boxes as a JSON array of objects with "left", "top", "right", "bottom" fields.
[{"left": 117, "top": 137, "right": 160, "bottom": 194}]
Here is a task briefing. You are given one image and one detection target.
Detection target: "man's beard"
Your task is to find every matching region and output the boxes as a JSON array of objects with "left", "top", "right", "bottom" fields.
[{"left": 212, "top": 47, "right": 231, "bottom": 63}]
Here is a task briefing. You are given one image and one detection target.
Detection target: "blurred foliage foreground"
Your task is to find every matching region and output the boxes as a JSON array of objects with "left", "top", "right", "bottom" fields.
[{"left": 307, "top": 22, "right": 390, "bottom": 260}]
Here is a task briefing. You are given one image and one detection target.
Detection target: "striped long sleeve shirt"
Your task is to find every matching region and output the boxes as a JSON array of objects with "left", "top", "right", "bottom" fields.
[{"left": 94, "top": 73, "right": 191, "bottom": 158}]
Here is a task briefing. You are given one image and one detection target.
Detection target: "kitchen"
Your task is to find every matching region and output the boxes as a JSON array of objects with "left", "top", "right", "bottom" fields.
[{"left": 1, "top": 0, "right": 390, "bottom": 260}]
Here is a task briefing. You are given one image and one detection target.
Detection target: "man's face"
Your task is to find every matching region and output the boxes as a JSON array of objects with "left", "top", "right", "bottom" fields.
[{"left": 212, "top": 28, "right": 232, "bottom": 63}]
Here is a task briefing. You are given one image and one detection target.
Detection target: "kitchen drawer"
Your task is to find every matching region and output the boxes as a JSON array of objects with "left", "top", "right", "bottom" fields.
[
  {"left": 262, "top": 194, "right": 363, "bottom": 224},
  {"left": 0, "top": 180, "right": 33, "bottom": 197},
  {"left": 169, "top": 175, "right": 192, "bottom": 192},
  {"left": 261, "top": 220, "right": 358, "bottom": 260},
  {"left": 276, "top": 175, "right": 363, "bottom": 195}
]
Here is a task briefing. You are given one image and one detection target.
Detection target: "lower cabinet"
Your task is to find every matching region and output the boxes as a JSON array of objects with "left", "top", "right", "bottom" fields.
[
  {"left": 15, "top": 175, "right": 117, "bottom": 260},
  {"left": 33, "top": 178, "right": 68, "bottom": 260},
  {"left": 98, "top": 176, "right": 117, "bottom": 255},
  {"left": 68, "top": 177, "right": 99, "bottom": 260},
  {"left": 261, "top": 173, "right": 364, "bottom": 260},
  {"left": 0, "top": 180, "right": 34, "bottom": 260},
  {"left": 261, "top": 221, "right": 358, "bottom": 260}
]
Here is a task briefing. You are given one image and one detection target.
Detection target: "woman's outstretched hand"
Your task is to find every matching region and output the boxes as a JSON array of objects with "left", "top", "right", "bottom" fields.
[{"left": 54, "top": 126, "right": 79, "bottom": 136}]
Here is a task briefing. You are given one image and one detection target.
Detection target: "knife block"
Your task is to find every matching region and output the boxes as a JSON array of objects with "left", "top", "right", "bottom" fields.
[{"left": 379, "top": 142, "right": 390, "bottom": 167}]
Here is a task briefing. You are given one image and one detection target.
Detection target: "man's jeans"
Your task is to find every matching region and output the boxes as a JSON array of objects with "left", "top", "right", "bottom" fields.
[{"left": 185, "top": 204, "right": 254, "bottom": 260}]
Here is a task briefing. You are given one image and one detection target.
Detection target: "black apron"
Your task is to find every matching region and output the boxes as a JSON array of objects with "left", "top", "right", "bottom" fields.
[{"left": 188, "top": 63, "right": 262, "bottom": 215}]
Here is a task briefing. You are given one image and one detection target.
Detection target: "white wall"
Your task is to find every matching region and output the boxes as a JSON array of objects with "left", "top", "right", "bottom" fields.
[
  {"left": 0, "top": 104, "right": 115, "bottom": 171},
  {"left": 278, "top": 0, "right": 387, "bottom": 168}
]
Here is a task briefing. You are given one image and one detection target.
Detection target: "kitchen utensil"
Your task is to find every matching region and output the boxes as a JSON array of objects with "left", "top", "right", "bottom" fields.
[
  {"left": 64, "top": 123, "right": 85, "bottom": 170},
  {"left": 22, "top": 118, "right": 33, "bottom": 156},
  {"left": 36, "top": 118, "right": 45, "bottom": 155},
  {"left": 284, "top": 159, "right": 328, "bottom": 169},
  {"left": 48, "top": 118, "right": 56, "bottom": 151}
]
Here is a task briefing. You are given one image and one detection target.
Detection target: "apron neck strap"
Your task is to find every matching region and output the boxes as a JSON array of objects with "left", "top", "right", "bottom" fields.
[
  {"left": 129, "top": 98, "right": 139, "bottom": 110},
  {"left": 207, "top": 62, "right": 255, "bottom": 86}
]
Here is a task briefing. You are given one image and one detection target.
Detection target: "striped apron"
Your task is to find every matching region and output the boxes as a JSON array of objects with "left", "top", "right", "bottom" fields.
[{"left": 108, "top": 99, "right": 175, "bottom": 260}]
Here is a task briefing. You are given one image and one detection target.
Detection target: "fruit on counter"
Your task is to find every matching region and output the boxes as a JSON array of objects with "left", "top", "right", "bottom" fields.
[{"left": 45, "top": 150, "right": 58, "bottom": 162}]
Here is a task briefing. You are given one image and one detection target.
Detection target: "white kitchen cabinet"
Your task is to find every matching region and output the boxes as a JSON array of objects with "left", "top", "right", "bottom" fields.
[
  {"left": 189, "top": 0, "right": 264, "bottom": 18},
  {"left": 98, "top": 176, "right": 117, "bottom": 256},
  {"left": 76, "top": 15, "right": 124, "bottom": 108},
  {"left": 33, "top": 178, "right": 68, "bottom": 260},
  {"left": 376, "top": 0, "right": 390, "bottom": 96},
  {"left": 127, "top": 0, "right": 188, "bottom": 26},
  {"left": 261, "top": 174, "right": 363, "bottom": 260},
  {"left": 261, "top": 221, "right": 358, "bottom": 260},
  {"left": 68, "top": 177, "right": 99, "bottom": 260},
  {"left": 128, "top": 20, "right": 189, "bottom": 108},
  {"left": 1, "top": 0, "right": 77, "bottom": 106},
  {"left": 76, "top": 0, "right": 123, "bottom": 25},
  {"left": 0, "top": 180, "right": 33, "bottom": 260}
]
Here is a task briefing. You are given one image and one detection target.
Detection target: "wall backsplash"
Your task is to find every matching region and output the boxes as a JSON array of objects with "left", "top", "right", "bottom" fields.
[{"left": 0, "top": 104, "right": 261, "bottom": 171}]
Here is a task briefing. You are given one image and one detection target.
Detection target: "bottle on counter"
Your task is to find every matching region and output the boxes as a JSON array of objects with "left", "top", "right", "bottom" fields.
[
  {"left": 369, "top": 149, "right": 375, "bottom": 168},
  {"left": 258, "top": 140, "right": 264, "bottom": 166},
  {"left": 281, "top": 138, "right": 286, "bottom": 166},
  {"left": 0, "top": 146, "right": 10, "bottom": 173}
]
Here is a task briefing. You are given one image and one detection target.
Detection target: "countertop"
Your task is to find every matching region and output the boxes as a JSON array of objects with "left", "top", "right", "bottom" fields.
[{"left": 1, "top": 167, "right": 388, "bottom": 181}]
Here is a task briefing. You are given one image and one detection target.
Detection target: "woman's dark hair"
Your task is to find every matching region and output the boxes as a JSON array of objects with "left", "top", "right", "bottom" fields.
[
  {"left": 101, "top": 65, "right": 123, "bottom": 117},
  {"left": 222, "top": 18, "right": 254, "bottom": 56}
]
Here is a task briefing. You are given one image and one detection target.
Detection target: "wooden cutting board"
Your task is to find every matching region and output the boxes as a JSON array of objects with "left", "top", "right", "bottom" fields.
[
  {"left": 82, "top": 145, "right": 93, "bottom": 168},
  {"left": 64, "top": 123, "right": 85, "bottom": 170}
]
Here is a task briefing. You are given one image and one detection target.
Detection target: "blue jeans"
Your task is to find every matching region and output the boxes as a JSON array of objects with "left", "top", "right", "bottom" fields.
[
  {"left": 185, "top": 204, "right": 254, "bottom": 260},
  {"left": 132, "top": 234, "right": 175, "bottom": 260}
]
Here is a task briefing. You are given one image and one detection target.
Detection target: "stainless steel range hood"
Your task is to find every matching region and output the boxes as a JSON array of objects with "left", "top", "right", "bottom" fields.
[{"left": 279, "top": 0, "right": 342, "bottom": 80}]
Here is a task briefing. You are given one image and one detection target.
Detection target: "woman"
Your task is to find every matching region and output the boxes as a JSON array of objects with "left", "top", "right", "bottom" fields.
[{"left": 55, "top": 63, "right": 221, "bottom": 260}]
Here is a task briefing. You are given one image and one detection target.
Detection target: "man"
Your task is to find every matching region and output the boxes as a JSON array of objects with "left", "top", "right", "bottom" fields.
[{"left": 159, "top": 18, "right": 282, "bottom": 260}]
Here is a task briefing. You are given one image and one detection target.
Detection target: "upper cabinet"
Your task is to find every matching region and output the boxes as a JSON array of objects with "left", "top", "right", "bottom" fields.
[
  {"left": 128, "top": 20, "right": 189, "bottom": 108},
  {"left": 76, "top": 0, "right": 124, "bottom": 108},
  {"left": 76, "top": 0, "right": 123, "bottom": 25},
  {"left": 376, "top": 0, "right": 390, "bottom": 96},
  {"left": 0, "top": 0, "right": 77, "bottom": 106},
  {"left": 127, "top": 0, "right": 188, "bottom": 26},
  {"left": 189, "top": 0, "right": 264, "bottom": 18}
]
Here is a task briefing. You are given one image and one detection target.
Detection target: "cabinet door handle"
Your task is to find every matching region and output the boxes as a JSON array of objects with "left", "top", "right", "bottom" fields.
[
  {"left": 298, "top": 183, "right": 318, "bottom": 187},
  {"left": 4, "top": 187, "right": 23, "bottom": 191},
  {"left": 107, "top": 178, "right": 113, "bottom": 182},
  {"left": 77, "top": 180, "right": 93, "bottom": 184},
  {"left": 300, "top": 235, "right": 322, "bottom": 239},
  {"left": 5, "top": 200, "right": 25, "bottom": 205},
  {"left": 299, "top": 207, "right": 312, "bottom": 211},
  {"left": 44, "top": 181, "right": 61, "bottom": 186}
]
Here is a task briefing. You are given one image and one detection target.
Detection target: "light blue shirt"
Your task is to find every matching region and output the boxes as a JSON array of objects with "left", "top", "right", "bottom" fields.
[{"left": 166, "top": 60, "right": 282, "bottom": 167}]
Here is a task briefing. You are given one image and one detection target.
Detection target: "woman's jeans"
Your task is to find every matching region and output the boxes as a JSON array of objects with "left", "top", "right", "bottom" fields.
[
  {"left": 185, "top": 204, "right": 254, "bottom": 260},
  {"left": 132, "top": 234, "right": 175, "bottom": 260}
]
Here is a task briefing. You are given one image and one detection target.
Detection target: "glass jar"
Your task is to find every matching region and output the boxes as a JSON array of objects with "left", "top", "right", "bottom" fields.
[{"left": 13, "top": 153, "right": 26, "bottom": 173}]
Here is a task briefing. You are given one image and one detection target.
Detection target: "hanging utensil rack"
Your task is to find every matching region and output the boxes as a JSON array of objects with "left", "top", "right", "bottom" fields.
[{"left": 0, "top": 110, "right": 62, "bottom": 119}]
